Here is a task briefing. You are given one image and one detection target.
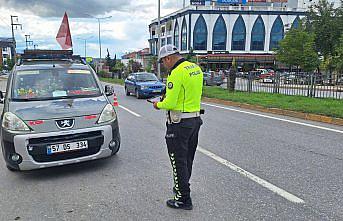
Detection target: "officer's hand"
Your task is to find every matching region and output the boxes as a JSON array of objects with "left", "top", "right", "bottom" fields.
[{"left": 153, "top": 102, "right": 160, "bottom": 110}]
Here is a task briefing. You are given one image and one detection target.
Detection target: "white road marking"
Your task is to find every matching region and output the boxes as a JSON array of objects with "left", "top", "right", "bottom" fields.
[
  {"left": 202, "top": 102, "right": 343, "bottom": 134},
  {"left": 198, "top": 146, "right": 305, "bottom": 204},
  {"left": 118, "top": 105, "right": 141, "bottom": 117}
]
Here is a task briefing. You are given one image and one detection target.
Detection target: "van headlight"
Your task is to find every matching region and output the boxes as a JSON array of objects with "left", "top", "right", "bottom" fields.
[
  {"left": 2, "top": 112, "right": 31, "bottom": 131},
  {"left": 97, "top": 104, "right": 117, "bottom": 124}
]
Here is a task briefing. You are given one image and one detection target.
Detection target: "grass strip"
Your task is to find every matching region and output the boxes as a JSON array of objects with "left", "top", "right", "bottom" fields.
[
  {"left": 203, "top": 86, "right": 343, "bottom": 119},
  {"left": 100, "top": 77, "right": 125, "bottom": 85}
]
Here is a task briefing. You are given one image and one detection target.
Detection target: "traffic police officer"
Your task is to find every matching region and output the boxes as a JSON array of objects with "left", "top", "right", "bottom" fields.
[{"left": 153, "top": 45, "right": 203, "bottom": 210}]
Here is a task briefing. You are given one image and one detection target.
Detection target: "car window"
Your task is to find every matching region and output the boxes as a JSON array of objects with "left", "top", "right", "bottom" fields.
[
  {"left": 136, "top": 73, "right": 158, "bottom": 82},
  {"left": 12, "top": 69, "right": 101, "bottom": 101}
]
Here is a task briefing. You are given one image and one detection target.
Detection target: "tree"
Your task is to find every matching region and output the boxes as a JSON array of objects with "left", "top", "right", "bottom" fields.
[
  {"left": 227, "top": 58, "right": 237, "bottom": 92},
  {"left": 6, "top": 58, "right": 15, "bottom": 71},
  {"left": 276, "top": 24, "right": 319, "bottom": 73},
  {"left": 128, "top": 59, "right": 142, "bottom": 73},
  {"left": 333, "top": 35, "right": 343, "bottom": 74},
  {"left": 184, "top": 47, "right": 197, "bottom": 63},
  {"left": 105, "top": 49, "right": 111, "bottom": 67},
  {"left": 305, "top": 0, "right": 341, "bottom": 59},
  {"left": 145, "top": 56, "right": 157, "bottom": 73},
  {"left": 302, "top": 38, "right": 320, "bottom": 72}
]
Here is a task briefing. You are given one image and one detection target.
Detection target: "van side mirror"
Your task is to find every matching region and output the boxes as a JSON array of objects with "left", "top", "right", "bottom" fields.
[
  {"left": 105, "top": 85, "right": 114, "bottom": 96},
  {"left": 0, "top": 91, "right": 5, "bottom": 104}
]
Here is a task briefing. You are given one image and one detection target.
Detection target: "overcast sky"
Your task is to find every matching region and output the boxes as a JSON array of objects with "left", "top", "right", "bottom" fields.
[{"left": 0, "top": 0, "right": 188, "bottom": 58}]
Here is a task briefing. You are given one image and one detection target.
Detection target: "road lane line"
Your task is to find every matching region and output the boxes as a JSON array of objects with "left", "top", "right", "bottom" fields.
[
  {"left": 198, "top": 146, "right": 305, "bottom": 204},
  {"left": 202, "top": 102, "right": 343, "bottom": 134},
  {"left": 118, "top": 105, "right": 141, "bottom": 117}
]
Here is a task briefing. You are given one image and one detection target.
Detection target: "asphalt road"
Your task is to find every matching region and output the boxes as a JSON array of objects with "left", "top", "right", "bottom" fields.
[{"left": 0, "top": 78, "right": 343, "bottom": 221}]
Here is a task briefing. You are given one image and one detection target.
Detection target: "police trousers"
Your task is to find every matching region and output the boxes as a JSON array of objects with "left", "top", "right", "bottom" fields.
[{"left": 165, "top": 117, "right": 203, "bottom": 201}]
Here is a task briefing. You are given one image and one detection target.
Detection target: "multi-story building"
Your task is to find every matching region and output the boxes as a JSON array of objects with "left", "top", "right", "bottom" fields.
[
  {"left": 148, "top": 3, "right": 306, "bottom": 70},
  {"left": 0, "top": 38, "right": 15, "bottom": 68},
  {"left": 121, "top": 48, "right": 151, "bottom": 69}
]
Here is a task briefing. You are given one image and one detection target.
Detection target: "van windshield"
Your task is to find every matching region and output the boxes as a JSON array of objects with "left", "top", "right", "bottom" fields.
[{"left": 12, "top": 69, "right": 101, "bottom": 101}]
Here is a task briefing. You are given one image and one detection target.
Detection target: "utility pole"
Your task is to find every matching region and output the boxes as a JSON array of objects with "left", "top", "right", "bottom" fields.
[
  {"left": 94, "top": 16, "right": 112, "bottom": 61},
  {"left": 77, "top": 36, "right": 93, "bottom": 59},
  {"left": 10, "top": 15, "right": 22, "bottom": 63},
  {"left": 157, "top": 0, "right": 161, "bottom": 79},
  {"left": 25, "top": 34, "right": 33, "bottom": 50}
]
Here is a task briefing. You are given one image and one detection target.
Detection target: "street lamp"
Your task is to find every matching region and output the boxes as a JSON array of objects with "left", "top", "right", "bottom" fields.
[
  {"left": 77, "top": 36, "right": 94, "bottom": 59},
  {"left": 85, "top": 14, "right": 112, "bottom": 61},
  {"left": 157, "top": 0, "right": 161, "bottom": 79}
]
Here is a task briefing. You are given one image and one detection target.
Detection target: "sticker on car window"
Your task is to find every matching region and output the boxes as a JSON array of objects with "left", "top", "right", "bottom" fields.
[
  {"left": 67, "top": 70, "right": 91, "bottom": 74},
  {"left": 52, "top": 91, "right": 67, "bottom": 97},
  {"left": 17, "top": 70, "right": 40, "bottom": 75}
]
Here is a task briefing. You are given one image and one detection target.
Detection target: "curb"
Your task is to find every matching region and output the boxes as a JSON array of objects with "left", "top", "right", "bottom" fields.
[{"left": 202, "top": 97, "right": 343, "bottom": 127}]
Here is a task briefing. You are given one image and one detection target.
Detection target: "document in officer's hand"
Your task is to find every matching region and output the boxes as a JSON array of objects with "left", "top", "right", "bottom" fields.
[{"left": 147, "top": 96, "right": 161, "bottom": 103}]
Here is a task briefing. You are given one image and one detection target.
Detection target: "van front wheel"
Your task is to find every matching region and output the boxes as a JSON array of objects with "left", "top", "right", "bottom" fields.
[{"left": 6, "top": 165, "right": 19, "bottom": 172}]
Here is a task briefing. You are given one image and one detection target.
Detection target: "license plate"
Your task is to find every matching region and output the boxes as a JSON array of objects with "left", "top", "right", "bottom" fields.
[
  {"left": 153, "top": 90, "right": 161, "bottom": 93},
  {"left": 47, "top": 140, "right": 88, "bottom": 155}
]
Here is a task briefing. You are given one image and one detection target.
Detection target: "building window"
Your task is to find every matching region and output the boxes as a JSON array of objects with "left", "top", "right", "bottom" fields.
[
  {"left": 181, "top": 18, "right": 187, "bottom": 51},
  {"left": 161, "top": 38, "right": 166, "bottom": 47},
  {"left": 212, "top": 15, "right": 227, "bottom": 51},
  {"left": 292, "top": 16, "right": 300, "bottom": 29},
  {"left": 270, "top": 16, "right": 284, "bottom": 50},
  {"left": 250, "top": 16, "right": 265, "bottom": 51},
  {"left": 193, "top": 15, "right": 208, "bottom": 50},
  {"left": 167, "top": 37, "right": 172, "bottom": 45},
  {"left": 232, "top": 16, "right": 246, "bottom": 51},
  {"left": 174, "top": 21, "right": 179, "bottom": 49}
]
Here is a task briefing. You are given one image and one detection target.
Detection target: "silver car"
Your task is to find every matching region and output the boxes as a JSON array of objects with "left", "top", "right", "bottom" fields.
[
  {"left": 203, "top": 71, "right": 224, "bottom": 86},
  {"left": 0, "top": 51, "right": 120, "bottom": 171}
]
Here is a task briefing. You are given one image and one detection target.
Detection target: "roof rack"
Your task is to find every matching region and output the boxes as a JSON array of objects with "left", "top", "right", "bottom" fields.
[{"left": 19, "top": 50, "right": 86, "bottom": 65}]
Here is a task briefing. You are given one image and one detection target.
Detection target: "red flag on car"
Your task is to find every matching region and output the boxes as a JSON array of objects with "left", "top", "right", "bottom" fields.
[{"left": 56, "top": 12, "right": 73, "bottom": 50}]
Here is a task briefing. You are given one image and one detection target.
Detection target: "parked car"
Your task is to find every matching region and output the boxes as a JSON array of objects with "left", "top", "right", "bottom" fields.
[
  {"left": 247, "top": 71, "right": 262, "bottom": 79},
  {"left": 337, "top": 76, "right": 343, "bottom": 85},
  {"left": 125, "top": 72, "right": 165, "bottom": 99},
  {"left": 261, "top": 77, "right": 274, "bottom": 83},
  {"left": 0, "top": 50, "right": 121, "bottom": 171},
  {"left": 203, "top": 71, "right": 224, "bottom": 86}
]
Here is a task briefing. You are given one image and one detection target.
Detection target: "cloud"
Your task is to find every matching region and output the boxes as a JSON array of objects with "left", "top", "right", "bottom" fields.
[
  {"left": 1, "top": 0, "right": 130, "bottom": 17},
  {"left": 0, "top": 0, "right": 183, "bottom": 58}
]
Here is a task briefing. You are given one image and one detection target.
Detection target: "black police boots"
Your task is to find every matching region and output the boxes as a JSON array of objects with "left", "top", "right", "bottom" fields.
[{"left": 166, "top": 198, "right": 193, "bottom": 210}]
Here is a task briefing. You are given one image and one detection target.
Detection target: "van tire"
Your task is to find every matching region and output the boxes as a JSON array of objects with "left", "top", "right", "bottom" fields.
[
  {"left": 6, "top": 165, "right": 19, "bottom": 172},
  {"left": 111, "top": 142, "right": 120, "bottom": 156}
]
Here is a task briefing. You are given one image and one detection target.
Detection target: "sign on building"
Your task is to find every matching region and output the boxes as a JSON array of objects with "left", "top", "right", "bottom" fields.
[
  {"left": 217, "top": 0, "right": 240, "bottom": 4},
  {"left": 190, "top": 0, "right": 206, "bottom": 5},
  {"left": 269, "top": 0, "right": 287, "bottom": 2}
]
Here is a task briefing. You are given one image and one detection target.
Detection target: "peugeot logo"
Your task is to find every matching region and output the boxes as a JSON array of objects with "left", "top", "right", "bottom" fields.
[{"left": 56, "top": 119, "right": 75, "bottom": 129}]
